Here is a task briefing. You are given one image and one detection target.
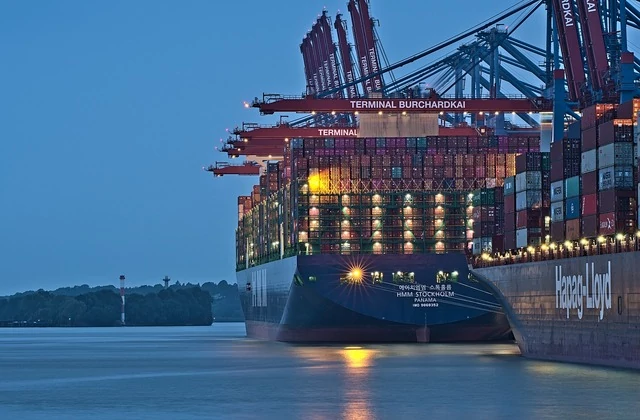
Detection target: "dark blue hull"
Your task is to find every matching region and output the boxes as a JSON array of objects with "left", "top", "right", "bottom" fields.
[{"left": 237, "top": 254, "right": 511, "bottom": 343}]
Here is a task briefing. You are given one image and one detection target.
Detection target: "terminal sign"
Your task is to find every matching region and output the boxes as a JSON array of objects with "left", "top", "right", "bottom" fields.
[{"left": 349, "top": 99, "right": 467, "bottom": 111}]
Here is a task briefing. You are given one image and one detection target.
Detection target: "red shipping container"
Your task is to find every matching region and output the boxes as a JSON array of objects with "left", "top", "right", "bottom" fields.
[
  {"left": 582, "top": 171, "right": 598, "bottom": 195},
  {"left": 581, "top": 104, "right": 596, "bottom": 130},
  {"left": 504, "top": 231, "right": 516, "bottom": 250},
  {"left": 581, "top": 193, "right": 597, "bottom": 216},
  {"left": 598, "top": 120, "right": 615, "bottom": 146},
  {"left": 582, "top": 215, "right": 598, "bottom": 238},
  {"left": 516, "top": 209, "right": 541, "bottom": 229},
  {"left": 616, "top": 99, "right": 639, "bottom": 119},
  {"left": 582, "top": 126, "right": 598, "bottom": 151},
  {"left": 565, "top": 219, "right": 580, "bottom": 240},
  {"left": 599, "top": 212, "right": 616, "bottom": 235},
  {"left": 504, "top": 195, "right": 515, "bottom": 214},
  {"left": 505, "top": 214, "right": 516, "bottom": 232},
  {"left": 550, "top": 163, "right": 564, "bottom": 182},
  {"left": 598, "top": 189, "right": 636, "bottom": 214},
  {"left": 550, "top": 221, "right": 565, "bottom": 242}
]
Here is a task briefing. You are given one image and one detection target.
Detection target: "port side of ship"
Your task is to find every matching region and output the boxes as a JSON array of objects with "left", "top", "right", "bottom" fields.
[
  {"left": 473, "top": 252, "right": 640, "bottom": 370},
  {"left": 238, "top": 253, "right": 511, "bottom": 343}
]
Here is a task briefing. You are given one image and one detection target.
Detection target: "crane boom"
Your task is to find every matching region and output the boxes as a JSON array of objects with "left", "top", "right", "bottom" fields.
[
  {"left": 205, "top": 161, "right": 261, "bottom": 177},
  {"left": 575, "top": 0, "right": 609, "bottom": 95},
  {"left": 300, "top": 36, "right": 317, "bottom": 95},
  {"left": 314, "top": 18, "right": 334, "bottom": 94},
  {"left": 310, "top": 26, "right": 327, "bottom": 93},
  {"left": 347, "top": 0, "right": 373, "bottom": 94},
  {"left": 552, "top": 0, "right": 587, "bottom": 102},
  {"left": 335, "top": 13, "right": 359, "bottom": 98},
  {"left": 355, "top": 0, "right": 384, "bottom": 92},
  {"left": 320, "top": 12, "right": 342, "bottom": 97}
]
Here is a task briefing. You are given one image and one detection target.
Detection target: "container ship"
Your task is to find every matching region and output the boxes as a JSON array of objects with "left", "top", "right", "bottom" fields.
[
  {"left": 208, "top": 0, "right": 556, "bottom": 343},
  {"left": 208, "top": 0, "right": 640, "bottom": 363},
  {"left": 232, "top": 134, "right": 536, "bottom": 342},
  {"left": 473, "top": 100, "right": 640, "bottom": 370}
]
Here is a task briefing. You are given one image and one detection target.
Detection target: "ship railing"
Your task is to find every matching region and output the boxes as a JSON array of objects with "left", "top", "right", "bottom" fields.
[{"left": 470, "top": 232, "right": 640, "bottom": 269}]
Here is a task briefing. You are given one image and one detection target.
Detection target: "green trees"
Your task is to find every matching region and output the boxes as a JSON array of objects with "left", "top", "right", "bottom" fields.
[{"left": 0, "top": 285, "right": 220, "bottom": 327}]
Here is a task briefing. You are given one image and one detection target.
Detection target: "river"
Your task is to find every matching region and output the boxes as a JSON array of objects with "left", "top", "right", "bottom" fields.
[{"left": 0, "top": 324, "right": 638, "bottom": 419}]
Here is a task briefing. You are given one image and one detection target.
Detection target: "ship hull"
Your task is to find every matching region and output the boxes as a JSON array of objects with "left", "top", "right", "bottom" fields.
[
  {"left": 237, "top": 253, "right": 511, "bottom": 343},
  {"left": 474, "top": 252, "right": 640, "bottom": 369}
]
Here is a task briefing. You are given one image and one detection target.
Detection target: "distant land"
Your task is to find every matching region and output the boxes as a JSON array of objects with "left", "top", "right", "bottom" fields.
[{"left": 0, "top": 281, "right": 244, "bottom": 327}]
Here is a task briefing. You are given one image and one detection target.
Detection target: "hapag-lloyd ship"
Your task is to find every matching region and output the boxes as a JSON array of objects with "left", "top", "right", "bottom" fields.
[{"left": 473, "top": 252, "right": 639, "bottom": 369}]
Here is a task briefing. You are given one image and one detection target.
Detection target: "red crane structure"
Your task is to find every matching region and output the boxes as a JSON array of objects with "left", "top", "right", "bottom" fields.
[
  {"left": 300, "top": 35, "right": 318, "bottom": 95},
  {"left": 348, "top": 0, "right": 376, "bottom": 94},
  {"left": 575, "top": 0, "right": 611, "bottom": 99},
  {"left": 319, "top": 11, "right": 342, "bottom": 97},
  {"left": 551, "top": 0, "right": 587, "bottom": 102},
  {"left": 204, "top": 161, "right": 261, "bottom": 177},
  {"left": 354, "top": 0, "right": 383, "bottom": 92},
  {"left": 222, "top": 120, "right": 509, "bottom": 158},
  {"left": 252, "top": 94, "right": 551, "bottom": 115},
  {"left": 335, "top": 13, "right": 359, "bottom": 99}
]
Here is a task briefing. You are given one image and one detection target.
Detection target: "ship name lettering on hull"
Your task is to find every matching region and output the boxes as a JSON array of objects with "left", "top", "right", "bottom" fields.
[{"left": 555, "top": 261, "right": 612, "bottom": 320}]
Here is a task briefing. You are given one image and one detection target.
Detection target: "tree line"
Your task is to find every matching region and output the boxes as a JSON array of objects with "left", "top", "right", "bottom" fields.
[{"left": 0, "top": 281, "right": 244, "bottom": 327}]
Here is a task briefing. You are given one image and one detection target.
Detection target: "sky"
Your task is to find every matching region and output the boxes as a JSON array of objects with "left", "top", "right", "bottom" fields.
[{"left": 0, "top": 0, "right": 620, "bottom": 295}]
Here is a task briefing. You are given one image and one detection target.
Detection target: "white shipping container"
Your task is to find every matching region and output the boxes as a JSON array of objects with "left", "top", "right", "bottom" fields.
[
  {"left": 598, "top": 166, "right": 635, "bottom": 190},
  {"left": 516, "top": 190, "right": 543, "bottom": 211},
  {"left": 472, "top": 238, "right": 481, "bottom": 255},
  {"left": 486, "top": 178, "right": 497, "bottom": 188},
  {"left": 516, "top": 228, "right": 528, "bottom": 248},
  {"left": 515, "top": 171, "right": 542, "bottom": 192},
  {"left": 581, "top": 149, "right": 597, "bottom": 174},
  {"left": 550, "top": 180, "right": 564, "bottom": 203},
  {"left": 598, "top": 143, "right": 634, "bottom": 169},
  {"left": 472, "top": 237, "right": 493, "bottom": 255},
  {"left": 550, "top": 201, "right": 564, "bottom": 222}
]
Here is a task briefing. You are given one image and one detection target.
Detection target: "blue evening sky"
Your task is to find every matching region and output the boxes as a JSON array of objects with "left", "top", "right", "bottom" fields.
[{"left": 0, "top": 1, "right": 608, "bottom": 294}]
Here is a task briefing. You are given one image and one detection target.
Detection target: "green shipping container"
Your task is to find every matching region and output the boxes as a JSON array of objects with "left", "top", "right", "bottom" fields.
[
  {"left": 542, "top": 153, "right": 551, "bottom": 171},
  {"left": 472, "top": 189, "right": 496, "bottom": 207},
  {"left": 564, "top": 176, "right": 580, "bottom": 198},
  {"left": 504, "top": 176, "right": 515, "bottom": 196}
]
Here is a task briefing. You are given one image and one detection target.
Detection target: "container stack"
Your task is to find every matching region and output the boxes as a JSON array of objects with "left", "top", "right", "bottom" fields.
[
  {"left": 502, "top": 176, "right": 516, "bottom": 250},
  {"left": 549, "top": 138, "right": 581, "bottom": 241},
  {"left": 237, "top": 196, "right": 252, "bottom": 222},
  {"left": 596, "top": 119, "right": 637, "bottom": 236},
  {"left": 471, "top": 187, "right": 505, "bottom": 255},
  {"left": 509, "top": 152, "right": 549, "bottom": 249},
  {"left": 236, "top": 133, "right": 542, "bottom": 268}
]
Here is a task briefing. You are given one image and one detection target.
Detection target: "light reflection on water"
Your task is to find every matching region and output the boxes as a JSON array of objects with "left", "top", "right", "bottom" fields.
[
  {"left": 340, "top": 347, "right": 375, "bottom": 420},
  {"left": 0, "top": 325, "right": 638, "bottom": 420}
]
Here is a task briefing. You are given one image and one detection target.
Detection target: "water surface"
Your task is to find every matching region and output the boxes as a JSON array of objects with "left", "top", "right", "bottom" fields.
[{"left": 0, "top": 324, "right": 638, "bottom": 419}]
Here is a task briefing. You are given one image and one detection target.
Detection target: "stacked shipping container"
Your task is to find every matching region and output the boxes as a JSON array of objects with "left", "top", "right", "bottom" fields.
[
  {"left": 471, "top": 187, "right": 505, "bottom": 255},
  {"left": 235, "top": 135, "right": 540, "bottom": 269},
  {"left": 578, "top": 102, "right": 638, "bottom": 239},
  {"left": 503, "top": 176, "right": 516, "bottom": 250},
  {"left": 510, "top": 152, "right": 550, "bottom": 248},
  {"left": 596, "top": 119, "right": 637, "bottom": 235},
  {"left": 550, "top": 138, "right": 581, "bottom": 241}
]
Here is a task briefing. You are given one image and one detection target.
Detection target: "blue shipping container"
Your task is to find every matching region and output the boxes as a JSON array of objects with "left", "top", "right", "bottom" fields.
[
  {"left": 564, "top": 176, "right": 580, "bottom": 198},
  {"left": 565, "top": 196, "right": 580, "bottom": 220}
]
